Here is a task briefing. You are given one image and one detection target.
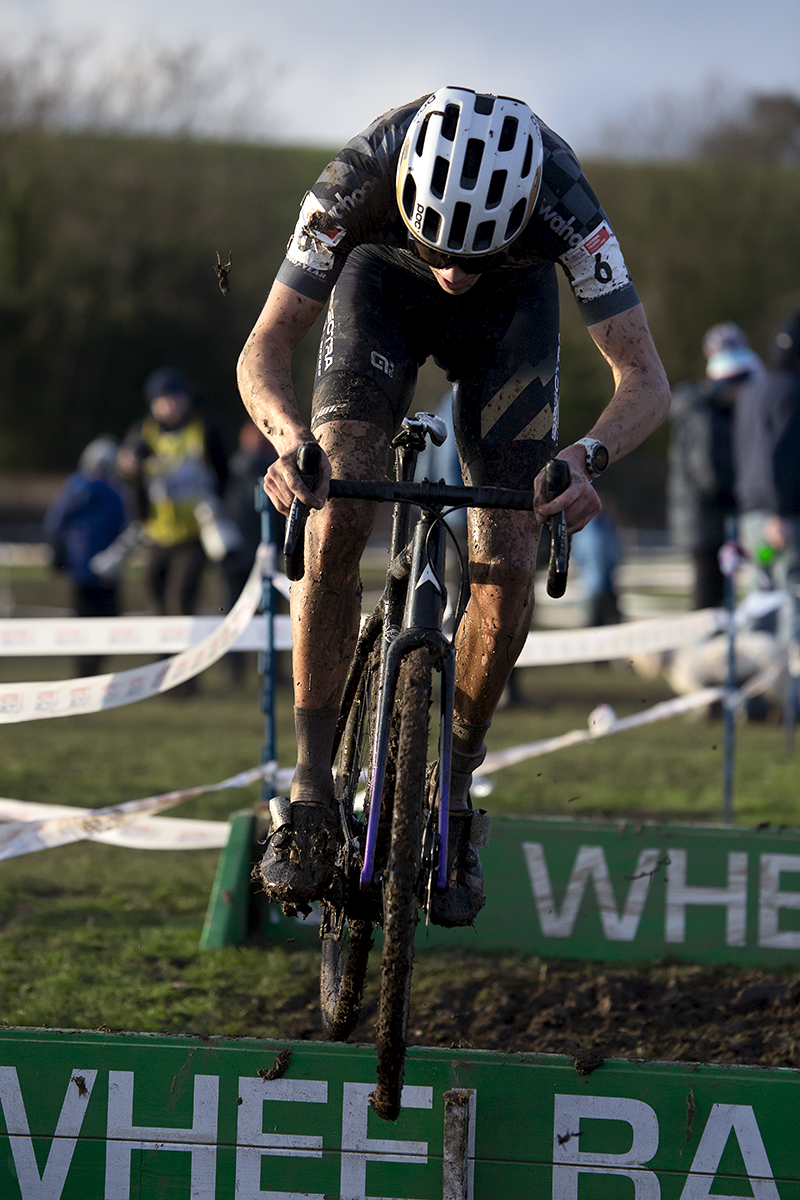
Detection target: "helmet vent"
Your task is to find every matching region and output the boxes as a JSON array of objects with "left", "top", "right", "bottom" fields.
[
  {"left": 486, "top": 169, "right": 507, "bottom": 208},
  {"left": 401, "top": 175, "right": 416, "bottom": 219},
  {"left": 415, "top": 114, "right": 431, "bottom": 157},
  {"left": 473, "top": 221, "right": 496, "bottom": 253},
  {"left": 422, "top": 207, "right": 441, "bottom": 243},
  {"left": 460, "top": 139, "right": 484, "bottom": 190},
  {"left": 521, "top": 134, "right": 534, "bottom": 178},
  {"left": 441, "top": 104, "right": 460, "bottom": 141},
  {"left": 431, "top": 156, "right": 450, "bottom": 200},
  {"left": 498, "top": 116, "right": 518, "bottom": 152},
  {"left": 474, "top": 93, "right": 495, "bottom": 115},
  {"left": 505, "top": 198, "right": 528, "bottom": 241},
  {"left": 448, "top": 201, "right": 470, "bottom": 250}
]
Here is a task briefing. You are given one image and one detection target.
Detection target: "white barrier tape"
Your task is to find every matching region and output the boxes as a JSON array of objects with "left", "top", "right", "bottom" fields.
[
  {"left": 0, "top": 800, "right": 230, "bottom": 850},
  {"left": 515, "top": 590, "right": 786, "bottom": 667},
  {"left": 0, "top": 546, "right": 268, "bottom": 724},
  {"left": 479, "top": 687, "right": 725, "bottom": 775},
  {"left": 0, "top": 760, "right": 293, "bottom": 861},
  {"left": 0, "top": 613, "right": 291, "bottom": 656},
  {"left": 479, "top": 652, "right": 786, "bottom": 777},
  {"left": 0, "top": 577, "right": 783, "bottom": 668}
]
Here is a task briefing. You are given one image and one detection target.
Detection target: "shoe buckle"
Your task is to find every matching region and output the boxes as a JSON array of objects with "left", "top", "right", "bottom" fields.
[{"left": 269, "top": 796, "right": 293, "bottom": 832}]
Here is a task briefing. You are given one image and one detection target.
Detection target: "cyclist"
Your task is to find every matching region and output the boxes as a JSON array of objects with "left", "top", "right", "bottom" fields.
[{"left": 237, "top": 86, "right": 670, "bottom": 925}]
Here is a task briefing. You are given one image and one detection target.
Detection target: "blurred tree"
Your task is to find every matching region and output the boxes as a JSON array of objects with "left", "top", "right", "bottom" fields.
[
  {"left": 1, "top": 45, "right": 799, "bottom": 532},
  {"left": 700, "top": 93, "right": 800, "bottom": 164}
]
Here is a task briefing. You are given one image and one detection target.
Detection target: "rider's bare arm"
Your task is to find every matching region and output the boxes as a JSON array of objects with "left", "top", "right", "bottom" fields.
[
  {"left": 535, "top": 302, "right": 670, "bottom": 533},
  {"left": 237, "top": 281, "right": 329, "bottom": 515}
]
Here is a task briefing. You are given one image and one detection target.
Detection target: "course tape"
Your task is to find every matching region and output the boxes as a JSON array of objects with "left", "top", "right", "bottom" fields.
[
  {"left": 479, "top": 658, "right": 784, "bottom": 777},
  {"left": 0, "top": 799, "right": 230, "bottom": 851},
  {"left": 0, "top": 761, "right": 295, "bottom": 861},
  {"left": 515, "top": 588, "right": 784, "bottom": 666},
  {"left": 0, "top": 613, "right": 291, "bottom": 655},
  {"left": 0, "top": 546, "right": 270, "bottom": 724}
]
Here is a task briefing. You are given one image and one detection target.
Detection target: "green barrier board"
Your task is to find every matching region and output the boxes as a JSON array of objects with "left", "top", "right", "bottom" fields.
[
  {"left": 0, "top": 1027, "right": 798, "bottom": 1198},
  {"left": 203, "top": 811, "right": 800, "bottom": 968}
]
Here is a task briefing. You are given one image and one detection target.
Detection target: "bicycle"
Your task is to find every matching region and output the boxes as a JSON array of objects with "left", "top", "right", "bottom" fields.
[{"left": 279, "top": 413, "right": 571, "bottom": 1122}]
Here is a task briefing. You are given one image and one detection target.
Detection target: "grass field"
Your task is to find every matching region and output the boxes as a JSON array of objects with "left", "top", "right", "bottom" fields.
[{"left": 0, "top": 557, "right": 797, "bottom": 1043}]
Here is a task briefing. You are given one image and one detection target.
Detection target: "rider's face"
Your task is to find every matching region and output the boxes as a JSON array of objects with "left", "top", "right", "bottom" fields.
[{"left": 430, "top": 265, "right": 481, "bottom": 295}]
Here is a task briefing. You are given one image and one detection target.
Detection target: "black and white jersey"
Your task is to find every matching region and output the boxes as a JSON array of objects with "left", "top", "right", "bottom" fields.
[{"left": 276, "top": 95, "right": 640, "bottom": 326}]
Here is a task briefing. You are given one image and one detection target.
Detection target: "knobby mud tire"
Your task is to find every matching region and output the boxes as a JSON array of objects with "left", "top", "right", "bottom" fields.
[
  {"left": 320, "top": 918, "right": 374, "bottom": 1041},
  {"left": 371, "top": 647, "right": 431, "bottom": 1122},
  {"left": 320, "top": 619, "right": 381, "bottom": 1040}
]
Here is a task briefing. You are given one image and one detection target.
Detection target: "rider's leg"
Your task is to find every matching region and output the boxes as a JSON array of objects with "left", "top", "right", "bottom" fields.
[
  {"left": 260, "top": 418, "right": 388, "bottom": 910},
  {"left": 289, "top": 418, "right": 389, "bottom": 800},
  {"left": 449, "top": 507, "right": 541, "bottom": 808},
  {"left": 429, "top": 508, "right": 540, "bottom": 927}
]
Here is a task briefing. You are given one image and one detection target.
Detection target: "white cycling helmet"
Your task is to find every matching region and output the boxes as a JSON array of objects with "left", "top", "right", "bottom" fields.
[{"left": 397, "top": 86, "right": 543, "bottom": 259}]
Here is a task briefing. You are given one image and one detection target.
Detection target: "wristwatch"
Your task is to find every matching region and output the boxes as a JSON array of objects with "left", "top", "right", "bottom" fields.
[{"left": 574, "top": 437, "right": 610, "bottom": 479}]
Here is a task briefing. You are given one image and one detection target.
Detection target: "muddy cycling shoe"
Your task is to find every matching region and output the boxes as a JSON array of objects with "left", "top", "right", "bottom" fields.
[
  {"left": 429, "top": 808, "right": 491, "bottom": 928},
  {"left": 258, "top": 798, "right": 337, "bottom": 918}
]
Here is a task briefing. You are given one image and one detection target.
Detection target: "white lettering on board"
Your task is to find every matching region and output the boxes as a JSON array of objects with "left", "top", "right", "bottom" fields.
[
  {"left": 340, "top": 1081, "right": 432, "bottom": 1200},
  {"left": 522, "top": 843, "right": 661, "bottom": 939},
  {"left": 666, "top": 850, "right": 748, "bottom": 946},
  {"left": 758, "top": 853, "right": 800, "bottom": 949},
  {"left": 235, "top": 1076, "right": 327, "bottom": 1199},
  {"left": 552, "top": 1093, "right": 660, "bottom": 1199},
  {"left": 0, "top": 1066, "right": 97, "bottom": 1200},
  {"left": 680, "top": 1104, "right": 780, "bottom": 1199},
  {"left": 105, "top": 1070, "right": 219, "bottom": 1200}
]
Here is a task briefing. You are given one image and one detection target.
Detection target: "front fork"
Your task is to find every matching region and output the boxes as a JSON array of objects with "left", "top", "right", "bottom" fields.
[{"left": 360, "top": 510, "right": 454, "bottom": 893}]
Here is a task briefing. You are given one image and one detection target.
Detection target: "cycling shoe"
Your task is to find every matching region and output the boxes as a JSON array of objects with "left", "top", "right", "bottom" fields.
[
  {"left": 258, "top": 798, "right": 337, "bottom": 917},
  {"left": 429, "top": 807, "right": 490, "bottom": 928}
]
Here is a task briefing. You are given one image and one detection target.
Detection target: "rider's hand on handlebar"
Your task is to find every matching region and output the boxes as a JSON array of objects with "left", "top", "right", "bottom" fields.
[
  {"left": 533, "top": 446, "right": 602, "bottom": 534},
  {"left": 263, "top": 440, "right": 332, "bottom": 517}
]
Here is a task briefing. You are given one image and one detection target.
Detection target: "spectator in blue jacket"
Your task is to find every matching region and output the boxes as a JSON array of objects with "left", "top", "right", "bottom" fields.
[{"left": 44, "top": 436, "right": 128, "bottom": 677}]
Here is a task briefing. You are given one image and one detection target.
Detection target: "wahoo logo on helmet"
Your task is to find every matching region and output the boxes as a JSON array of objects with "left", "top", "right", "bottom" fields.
[{"left": 397, "top": 86, "right": 543, "bottom": 260}]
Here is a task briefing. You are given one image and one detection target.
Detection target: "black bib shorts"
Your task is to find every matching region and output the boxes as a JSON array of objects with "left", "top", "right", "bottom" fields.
[{"left": 310, "top": 246, "right": 560, "bottom": 490}]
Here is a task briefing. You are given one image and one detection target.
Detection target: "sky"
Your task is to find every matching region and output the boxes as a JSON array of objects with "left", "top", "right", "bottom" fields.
[{"left": 0, "top": 0, "right": 798, "bottom": 153}]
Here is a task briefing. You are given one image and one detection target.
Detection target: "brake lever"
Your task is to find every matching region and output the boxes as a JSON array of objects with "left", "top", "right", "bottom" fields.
[
  {"left": 284, "top": 441, "right": 323, "bottom": 581},
  {"left": 544, "top": 458, "right": 571, "bottom": 599}
]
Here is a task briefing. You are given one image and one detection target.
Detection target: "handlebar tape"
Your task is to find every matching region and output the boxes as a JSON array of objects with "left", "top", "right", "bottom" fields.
[
  {"left": 544, "top": 458, "right": 571, "bottom": 599},
  {"left": 283, "top": 442, "right": 323, "bottom": 582}
]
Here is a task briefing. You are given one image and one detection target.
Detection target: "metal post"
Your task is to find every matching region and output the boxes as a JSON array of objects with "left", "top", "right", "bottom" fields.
[
  {"left": 722, "top": 516, "right": 737, "bottom": 824},
  {"left": 256, "top": 485, "right": 279, "bottom": 803},
  {"left": 442, "top": 1089, "right": 476, "bottom": 1200}
]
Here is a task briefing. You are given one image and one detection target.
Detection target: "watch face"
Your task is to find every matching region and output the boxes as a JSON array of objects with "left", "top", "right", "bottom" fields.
[{"left": 593, "top": 443, "right": 609, "bottom": 473}]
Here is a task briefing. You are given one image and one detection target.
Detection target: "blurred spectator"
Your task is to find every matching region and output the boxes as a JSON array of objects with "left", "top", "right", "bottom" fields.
[
  {"left": 571, "top": 503, "right": 622, "bottom": 628},
  {"left": 118, "top": 368, "right": 230, "bottom": 696},
  {"left": 667, "top": 322, "right": 763, "bottom": 609},
  {"left": 221, "top": 420, "right": 277, "bottom": 684},
  {"left": 43, "top": 436, "right": 128, "bottom": 677},
  {"left": 735, "top": 309, "right": 800, "bottom": 645},
  {"left": 118, "top": 368, "right": 230, "bottom": 618}
]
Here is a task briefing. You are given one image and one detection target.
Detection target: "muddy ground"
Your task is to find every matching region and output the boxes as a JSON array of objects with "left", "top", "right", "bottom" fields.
[{"left": 273, "top": 954, "right": 800, "bottom": 1070}]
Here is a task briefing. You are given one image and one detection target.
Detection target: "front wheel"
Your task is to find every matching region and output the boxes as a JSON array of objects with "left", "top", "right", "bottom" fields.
[{"left": 371, "top": 647, "right": 431, "bottom": 1122}]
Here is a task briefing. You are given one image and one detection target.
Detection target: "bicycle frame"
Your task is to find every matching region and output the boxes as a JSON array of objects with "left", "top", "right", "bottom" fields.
[
  {"left": 352, "top": 422, "right": 455, "bottom": 894},
  {"left": 284, "top": 419, "right": 573, "bottom": 904},
  {"left": 360, "top": 506, "right": 455, "bottom": 892}
]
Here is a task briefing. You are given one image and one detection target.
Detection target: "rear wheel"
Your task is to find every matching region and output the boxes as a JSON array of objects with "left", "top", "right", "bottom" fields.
[{"left": 371, "top": 647, "right": 431, "bottom": 1122}]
